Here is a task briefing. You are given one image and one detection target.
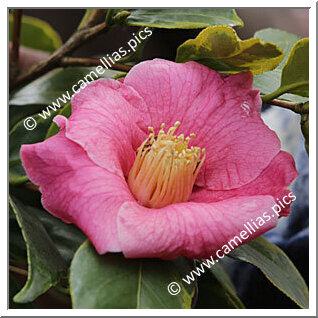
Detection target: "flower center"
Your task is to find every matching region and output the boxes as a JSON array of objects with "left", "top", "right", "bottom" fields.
[{"left": 128, "top": 121, "right": 206, "bottom": 209}]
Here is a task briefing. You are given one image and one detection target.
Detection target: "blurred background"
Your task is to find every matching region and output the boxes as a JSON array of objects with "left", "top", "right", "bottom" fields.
[{"left": 20, "top": 8, "right": 309, "bottom": 60}]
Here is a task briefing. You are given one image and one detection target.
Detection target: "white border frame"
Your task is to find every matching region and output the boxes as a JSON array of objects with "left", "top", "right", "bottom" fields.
[{"left": 3, "top": 1, "right": 316, "bottom": 316}]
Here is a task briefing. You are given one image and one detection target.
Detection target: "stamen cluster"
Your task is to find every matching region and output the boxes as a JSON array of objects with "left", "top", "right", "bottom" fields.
[{"left": 128, "top": 121, "right": 206, "bottom": 208}]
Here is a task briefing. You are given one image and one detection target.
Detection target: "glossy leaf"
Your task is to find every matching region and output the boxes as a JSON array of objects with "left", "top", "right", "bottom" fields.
[
  {"left": 176, "top": 26, "right": 283, "bottom": 75},
  {"left": 126, "top": 9, "right": 243, "bottom": 29},
  {"left": 9, "top": 186, "right": 85, "bottom": 264},
  {"left": 208, "top": 262, "right": 244, "bottom": 308},
  {"left": 195, "top": 263, "right": 244, "bottom": 308},
  {"left": 10, "top": 196, "right": 67, "bottom": 303},
  {"left": 262, "top": 38, "right": 309, "bottom": 102},
  {"left": 253, "top": 28, "right": 304, "bottom": 101},
  {"left": 300, "top": 102, "right": 309, "bottom": 154},
  {"left": 280, "top": 38, "right": 309, "bottom": 97},
  {"left": 9, "top": 67, "right": 120, "bottom": 106},
  {"left": 254, "top": 71, "right": 308, "bottom": 103},
  {"left": 70, "top": 241, "right": 195, "bottom": 309},
  {"left": 35, "top": 207, "right": 85, "bottom": 264},
  {"left": 229, "top": 236, "right": 309, "bottom": 308},
  {"left": 254, "top": 28, "right": 300, "bottom": 69},
  {"left": 9, "top": 211, "right": 27, "bottom": 264},
  {"left": 9, "top": 275, "right": 35, "bottom": 309},
  {"left": 254, "top": 29, "right": 309, "bottom": 102},
  {"left": 9, "top": 105, "right": 45, "bottom": 131},
  {"left": 9, "top": 14, "right": 62, "bottom": 52},
  {"left": 9, "top": 114, "right": 53, "bottom": 185}
]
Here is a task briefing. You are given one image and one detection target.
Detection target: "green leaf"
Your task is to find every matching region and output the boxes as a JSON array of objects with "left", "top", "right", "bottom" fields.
[
  {"left": 229, "top": 236, "right": 309, "bottom": 308},
  {"left": 300, "top": 102, "right": 309, "bottom": 154},
  {"left": 126, "top": 9, "right": 243, "bottom": 29},
  {"left": 254, "top": 70, "right": 308, "bottom": 103},
  {"left": 195, "top": 263, "right": 244, "bottom": 309},
  {"left": 9, "top": 113, "right": 53, "bottom": 185},
  {"left": 9, "top": 105, "right": 45, "bottom": 131},
  {"left": 9, "top": 275, "right": 35, "bottom": 309},
  {"left": 10, "top": 67, "right": 120, "bottom": 106},
  {"left": 262, "top": 38, "right": 309, "bottom": 102},
  {"left": 9, "top": 185, "right": 85, "bottom": 264},
  {"left": 208, "top": 262, "right": 244, "bottom": 308},
  {"left": 255, "top": 28, "right": 300, "bottom": 69},
  {"left": 9, "top": 14, "right": 62, "bottom": 52},
  {"left": 176, "top": 26, "right": 283, "bottom": 75},
  {"left": 253, "top": 29, "right": 307, "bottom": 102},
  {"left": 280, "top": 38, "right": 309, "bottom": 97},
  {"left": 34, "top": 206, "right": 85, "bottom": 264},
  {"left": 9, "top": 211, "right": 27, "bottom": 264},
  {"left": 10, "top": 196, "right": 68, "bottom": 303},
  {"left": 70, "top": 241, "right": 195, "bottom": 309}
]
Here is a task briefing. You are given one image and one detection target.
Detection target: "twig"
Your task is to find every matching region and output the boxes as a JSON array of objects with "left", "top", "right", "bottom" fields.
[
  {"left": 265, "top": 98, "right": 308, "bottom": 114},
  {"left": 60, "top": 57, "right": 133, "bottom": 72},
  {"left": 266, "top": 99, "right": 298, "bottom": 112},
  {"left": 78, "top": 9, "right": 105, "bottom": 29},
  {"left": 9, "top": 9, "right": 23, "bottom": 82},
  {"left": 9, "top": 264, "right": 28, "bottom": 277},
  {"left": 24, "top": 182, "right": 40, "bottom": 192},
  {"left": 10, "top": 22, "right": 107, "bottom": 91}
]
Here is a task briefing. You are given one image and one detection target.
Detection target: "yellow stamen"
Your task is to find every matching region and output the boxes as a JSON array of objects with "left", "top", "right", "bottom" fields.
[{"left": 128, "top": 121, "right": 206, "bottom": 209}]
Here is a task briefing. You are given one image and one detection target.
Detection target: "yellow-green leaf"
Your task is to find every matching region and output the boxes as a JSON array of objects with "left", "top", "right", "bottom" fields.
[
  {"left": 253, "top": 28, "right": 307, "bottom": 102},
  {"left": 176, "top": 26, "right": 284, "bottom": 75},
  {"left": 262, "top": 38, "right": 309, "bottom": 102},
  {"left": 9, "top": 14, "right": 62, "bottom": 52},
  {"left": 281, "top": 38, "right": 309, "bottom": 97}
]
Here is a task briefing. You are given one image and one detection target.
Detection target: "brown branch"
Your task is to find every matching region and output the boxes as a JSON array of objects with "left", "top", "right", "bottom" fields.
[
  {"left": 60, "top": 57, "right": 133, "bottom": 72},
  {"left": 10, "top": 22, "right": 107, "bottom": 91},
  {"left": 78, "top": 9, "right": 105, "bottom": 29},
  {"left": 266, "top": 99, "right": 307, "bottom": 114},
  {"left": 9, "top": 9, "right": 23, "bottom": 82},
  {"left": 9, "top": 264, "right": 28, "bottom": 277},
  {"left": 267, "top": 99, "right": 298, "bottom": 112}
]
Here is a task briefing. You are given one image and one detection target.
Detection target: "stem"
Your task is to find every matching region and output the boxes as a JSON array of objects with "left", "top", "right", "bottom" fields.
[
  {"left": 10, "top": 22, "right": 107, "bottom": 91},
  {"left": 23, "top": 182, "right": 40, "bottom": 192},
  {"left": 9, "top": 9, "right": 23, "bottom": 82},
  {"left": 60, "top": 57, "right": 132, "bottom": 72},
  {"left": 262, "top": 81, "right": 308, "bottom": 103},
  {"left": 105, "top": 9, "right": 115, "bottom": 27},
  {"left": 78, "top": 9, "right": 105, "bottom": 29},
  {"left": 266, "top": 99, "right": 301, "bottom": 113},
  {"left": 9, "top": 264, "right": 28, "bottom": 277}
]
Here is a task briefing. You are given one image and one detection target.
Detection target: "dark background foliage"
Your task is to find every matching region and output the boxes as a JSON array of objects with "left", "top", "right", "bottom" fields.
[{"left": 23, "top": 9, "right": 308, "bottom": 60}]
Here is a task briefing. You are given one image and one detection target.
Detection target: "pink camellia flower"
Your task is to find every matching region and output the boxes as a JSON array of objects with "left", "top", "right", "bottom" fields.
[{"left": 21, "top": 59, "right": 298, "bottom": 260}]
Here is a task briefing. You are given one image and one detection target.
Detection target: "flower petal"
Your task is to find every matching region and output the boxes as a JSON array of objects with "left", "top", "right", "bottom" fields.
[
  {"left": 64, "top": 78, "right": 149, "bottom": 177},
  {"left": 191, "top": 151, "right": 298, "bottom": 204},
  {"left": 118, "top": 195, "right": 277, "bottom": 259},
  {"left": 124, "top": 59, "right": 281, "bottom": 190},
  {"left": 20, "top": 130, "right": 134, "bottom": 254}
]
